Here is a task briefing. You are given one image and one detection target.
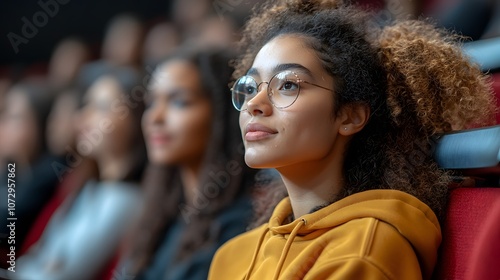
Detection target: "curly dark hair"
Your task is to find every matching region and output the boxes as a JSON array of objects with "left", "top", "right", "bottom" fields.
[
  {"left": 238, "top": 0, "right": 496, "bottom": 225},
  {"left": 123, "top": 47, "right": 256, "bottom": 275}
]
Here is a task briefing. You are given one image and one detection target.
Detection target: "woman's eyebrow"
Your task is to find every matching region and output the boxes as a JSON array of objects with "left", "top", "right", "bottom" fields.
[
  {"left": 148, "top": 88, "right": 187, "bottom": 100},
  {"left": 165, "top": 89, "right": 189, "bottom": 99},
  {"left": 272, "top": 63, "right": 313, "bottom": 77},
  {"left": 246, "top": 68, "right": 259, "bottom": 76},
  {"left": 247, "top": 63, "right": 313, "bottom": 77}
]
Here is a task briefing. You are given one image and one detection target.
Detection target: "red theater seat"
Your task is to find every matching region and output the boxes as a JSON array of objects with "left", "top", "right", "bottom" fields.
[
  {"left": 432, "top": 187, "right": 500, "bottom": 279},
  {"left": 465, "top": 198, "right": 500, "bottom": 280},
  {"left": 432, "top": 124, "right": 500, "bottom": 279}
]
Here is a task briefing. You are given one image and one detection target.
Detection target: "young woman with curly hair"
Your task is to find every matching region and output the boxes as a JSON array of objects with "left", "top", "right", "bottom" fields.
[{"left": 208, "top": 0, "right": 496, "bottom": 279}]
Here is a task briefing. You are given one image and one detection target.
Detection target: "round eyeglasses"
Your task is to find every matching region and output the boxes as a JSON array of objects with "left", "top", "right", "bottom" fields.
[{"left": 231, "top": 70, "right": 334, "bottom": 111}]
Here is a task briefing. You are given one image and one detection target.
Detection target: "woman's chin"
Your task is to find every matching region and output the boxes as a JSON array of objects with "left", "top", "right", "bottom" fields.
[{"left": 244, "top": 155, "right": 279, "bottom": 169}]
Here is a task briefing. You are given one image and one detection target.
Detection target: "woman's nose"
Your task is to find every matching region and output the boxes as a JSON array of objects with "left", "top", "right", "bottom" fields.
[
  {"left": 146, "top": 101, "right": 166, "bottom": 125},
  {"left": 246, "top": 83, "right": 273, "bottom": 116}
]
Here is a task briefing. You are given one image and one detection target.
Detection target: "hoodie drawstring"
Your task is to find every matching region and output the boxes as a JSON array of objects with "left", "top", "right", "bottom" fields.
[
  {"left": 272, "top": 218, "right": 307, "bottom": 280},
  {"left": 244, "top": 227, "right": 269, "bottom": 280}
]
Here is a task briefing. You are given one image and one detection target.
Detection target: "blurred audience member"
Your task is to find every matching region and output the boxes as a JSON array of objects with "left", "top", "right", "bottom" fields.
[
  {"left": 171, "top": 0, "right": 211, "bottom": 35},
  {"left": 47, "top": 38, "right": 91, "bottom": 92},
  {"left": 46, "top": 88, "right": 81, "bottom": 157},
  {"left": 185, "top": 15, "right": 238, "bottom": 49},
  {"left": 142, "top": 22, "right": 181, "bottom": 68},
  {"left": 79, "top": 14, "right": 144, "bottom": 90},
  {"left": 12, "top": 67, "right": 146, "bottom": 280},
  {"left": 19, "top": 87, "right": 98, "bottom": 255},
  {"left": 101, "top": 15, "right": 144, "bottom": 68},
  {"left": 112, "top": 48, "right": 255, "bottom": 280},
  {"left": 0, "top": 84, "right": 51, "bottom": 170},
  {"left": 0, "top": 83, "right": 57, "bottom": 267}
]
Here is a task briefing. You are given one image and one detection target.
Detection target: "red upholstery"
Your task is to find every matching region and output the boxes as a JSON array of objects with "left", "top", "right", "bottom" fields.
[
  {"left": 433, "top": 187, "right": 500, "bottom": 279},
  {"left": 465, "top": 198, "right": 500, "bottom": 280}
]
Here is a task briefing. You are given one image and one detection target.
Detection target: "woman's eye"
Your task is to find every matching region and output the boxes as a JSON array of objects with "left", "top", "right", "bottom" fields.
[
  {"left": 279, "top": 81, "right": 298, "bottom": 91},
  {"left": 171, "top": 98, "right": 192, "bottom": 108},
  {"left": 246, "top": 86, "right": 257, "bottom": 95}
]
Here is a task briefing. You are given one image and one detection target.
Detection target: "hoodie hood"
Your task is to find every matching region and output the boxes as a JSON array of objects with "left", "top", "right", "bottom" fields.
[
  {"left": 266, "top": 189, "right": 441, "bottom": 279},
  {"left": 209, "top": 189, "right": 442, "bottom": 280}
]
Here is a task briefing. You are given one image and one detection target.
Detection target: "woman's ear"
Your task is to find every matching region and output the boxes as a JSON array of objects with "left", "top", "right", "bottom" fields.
[{"left": 337, "top": 103, "right": 370, "bottom": 136}]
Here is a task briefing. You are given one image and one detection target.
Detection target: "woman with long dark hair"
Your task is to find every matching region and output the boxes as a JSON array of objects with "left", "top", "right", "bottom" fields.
[
  {"left": 0, "top": 83, "right": 57, "bottom": 265},
  {"left": 114, "top": 48, "right": 255, "bottom": 280}
]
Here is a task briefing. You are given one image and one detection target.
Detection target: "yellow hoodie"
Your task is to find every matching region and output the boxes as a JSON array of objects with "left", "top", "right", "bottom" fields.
[{"left": 209, "top": 189, "right": 441, "bottom": 280}]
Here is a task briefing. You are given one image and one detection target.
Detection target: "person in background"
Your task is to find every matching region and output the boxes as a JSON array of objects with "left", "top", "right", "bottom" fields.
[
  {"left": 170, "top": 0, "right": 211, "bottom": 36},
  {"left": 45, "top": 87, "right": 82, "bottom": 158},
  {"left": 19, "top": 86, "right": 98, "bottom": 255},
  {"left": 0, "top": 84, "right": 53, "bottom": 175},
  {"left": 0, "top": 83, "right": 57, "bottom": 268},
  {"left": 100, "top": 15, "right": 144, "bottom": 69},
  {"left": 112, "top": 48, "right": 256, "bottom": 280},
  {"left": 142, "top": 22, "right": 181, "bottom": 69},
  {"left": 208, "top": 0, "right": 496, "bottom": 279},
  {"left": 47, "top": 38, "right": 91, "bottom": 92},
  {"left": 184, "top": 15, "right": 239, "bottom": 49},
  {"left": 12, "top": 67, "right": 146, "bottom": 280},
  {"left": 79, "top": 14, "right": 144, "bottom": 90}
]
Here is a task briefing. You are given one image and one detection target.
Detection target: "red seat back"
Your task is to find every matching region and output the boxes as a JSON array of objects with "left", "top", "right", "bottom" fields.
[
  {"left": 432, "top": 187, "right": 500, "bottom": 279},
  {"left": 465, "top": 197, "right": 500, "bottom": 280}
]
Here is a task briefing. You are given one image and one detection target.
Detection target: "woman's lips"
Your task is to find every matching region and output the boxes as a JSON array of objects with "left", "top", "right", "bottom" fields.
[
  {"left": 149, "top": 134, "right": 172, "bottom": 146},
  {"left": 245, "top": 123, "right": 278, "bottom": 141}
]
